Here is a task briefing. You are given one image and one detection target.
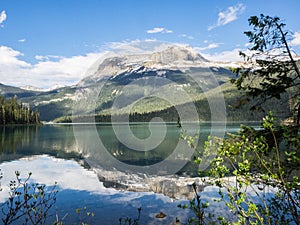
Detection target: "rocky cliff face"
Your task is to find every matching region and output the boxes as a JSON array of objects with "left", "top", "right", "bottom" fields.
[
  {"left": 150, "top": 45, "right": 208, "bottom": 65},
  {"left": 80, "top": 45, "right": 210, "bottom": 85}
]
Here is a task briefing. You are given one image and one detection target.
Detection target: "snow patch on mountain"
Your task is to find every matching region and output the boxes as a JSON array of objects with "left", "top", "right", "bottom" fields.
[
  {"left": 20, "top": 85, "right": 44, "bottom": 92},
  {"left": 20, "top": 84, "right": 67, "bottom": 92}
]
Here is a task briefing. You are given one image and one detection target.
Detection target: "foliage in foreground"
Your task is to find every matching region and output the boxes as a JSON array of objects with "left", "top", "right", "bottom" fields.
[
  {"left": 0, "top": 172, "right": 97, "bottom": 225},
  {"left": 0, "top": 171, "right": 58, "bottom": 225},
  {"left": 181, "top": 112, "right": 299, "bottom": 225},
  {"left": 118, "top": 207, "right": 141, "bottom": 225}
]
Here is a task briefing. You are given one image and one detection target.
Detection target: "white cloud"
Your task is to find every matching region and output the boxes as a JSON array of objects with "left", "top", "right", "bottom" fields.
[
  {"left": 208, "top": 3, "right": 246, "bottom": 31},
  {"left": 0, "top": 10, "right": 7, "bottom": 26},
  {"left": 202, "top": 48, "right": 244, "bottom": 62},
  {"left": 30, "top": 53, "right": 104, "bottom": 88},
  {"left": 35, "top": 55, "right": 63, "bottom": 61},
  {"left": 18, "top": 38, "right": 26, "bottom": 43},
  {"left": 146, "top": 27, "right": 173, "bottom": 34},
  {"left": 195, "top": 43, "right": 219, "bottom": 51},
  {"left": 0, "top": 41, "right": 188, "bottom": 89},
  {"left": 0, "top": 46, "right": 31, "bottom": 88},
  {"left": 0, "top": 45, "right": 105, "bottom": 89},
  {"left": 291, "top": 32, "right": 300, "bottom": 46},
  {"left": 35, "top": 55, "right": 49, "bottom": 61},
  {"left": 147, "top": 27, "right": 164, "bottom": 33},
  {"left": 105, "top": 39, "right": 178, "bottom": 55},
  {"left": 0, "top": 46, "right": 30, "bottom": 67},
  {"left": 104, "top": 40, "right": 148, "bottom": 54},
  {"left": 179, "top": 34, "right": 194, "bottom": 40},
  {"left": 145, "top": 38, "right": 157, "bottom": 42}
]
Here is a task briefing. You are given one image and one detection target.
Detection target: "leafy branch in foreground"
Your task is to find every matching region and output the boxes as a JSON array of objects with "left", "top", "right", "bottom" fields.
[
  {"left": 201, "top": 112, "right": 300, "bottom": 224},
  {"left": 177, "top": 182, "right": 214, "bottom": 225},
  {"left": 75, "top": 206, "right": 95, "bottom": 225},
  {"left": 0, "top": 171, "right": 58, "bottom": 225}
]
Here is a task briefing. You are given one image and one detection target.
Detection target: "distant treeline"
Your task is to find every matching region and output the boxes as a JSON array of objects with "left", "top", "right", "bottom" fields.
[
  {"left": 0, "top": 95, "right": 41, "bottom": 125},
  {"left": 58, "top": 92, "right": 290, "bottom": 123},
  {"left": 60, "top": 108, "right": 179, "bottom": 123}
]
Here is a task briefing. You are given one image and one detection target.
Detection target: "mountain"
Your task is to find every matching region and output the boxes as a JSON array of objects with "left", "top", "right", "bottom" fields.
[
  {"left": 80, "top": 45, "right": 211, "bottom": 86},
  {"left": 72, "top": 45, "right": 237, "bottom": 121},
  {"left": 0, "top": 83, "right": 76, "bottom": 120},
  {"left": 0, "top": 45, "right": 291, "bottom": 121},
  {"left": 0, "top": 83, "right": 39, "bottom": 98},
  {"left": 20, "top": 85, "right": 44, "bottom": 92}
]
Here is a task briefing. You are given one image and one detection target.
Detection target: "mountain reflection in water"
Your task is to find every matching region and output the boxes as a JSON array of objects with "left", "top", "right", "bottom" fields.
[
  {"left": 0, "top": 155, "right": 195, "bottom": 224},
  {"left": 0, "top": 123, "right": 260, "bottom": 224}
]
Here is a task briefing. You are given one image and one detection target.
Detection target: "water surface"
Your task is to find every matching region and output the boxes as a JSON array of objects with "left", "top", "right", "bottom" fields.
[{"left": 0, "top": 122, "right": 260, "bottom": 224}]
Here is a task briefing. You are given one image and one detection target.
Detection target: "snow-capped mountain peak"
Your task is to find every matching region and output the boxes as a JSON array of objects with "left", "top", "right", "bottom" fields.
[{"left": 83, "top": 45, "right": 210, "bottom": 84}]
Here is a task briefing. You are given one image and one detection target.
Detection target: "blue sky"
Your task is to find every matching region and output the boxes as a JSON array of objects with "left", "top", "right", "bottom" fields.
[{"left": 0, "top": 0, "right": 300, "bottom": 89}]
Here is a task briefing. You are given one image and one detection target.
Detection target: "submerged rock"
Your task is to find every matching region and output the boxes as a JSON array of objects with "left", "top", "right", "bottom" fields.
[{"left": 155, "top": 211, "right": 167, "bottom": 218}]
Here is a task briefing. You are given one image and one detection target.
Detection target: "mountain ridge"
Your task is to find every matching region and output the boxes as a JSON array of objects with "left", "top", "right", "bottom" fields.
[{"left": 0, "top": 45, "right": 291, "bottom": 121}]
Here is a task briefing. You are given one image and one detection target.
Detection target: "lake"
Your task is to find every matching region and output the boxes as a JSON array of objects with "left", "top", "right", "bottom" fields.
[{"left": 0, "top": 122, "right": 259, "bottom": 224}]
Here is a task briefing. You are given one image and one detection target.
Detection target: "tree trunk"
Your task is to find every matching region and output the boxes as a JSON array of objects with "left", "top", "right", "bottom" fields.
[{"left": 297, "top": 103, "right": 300, "bottom": 125}]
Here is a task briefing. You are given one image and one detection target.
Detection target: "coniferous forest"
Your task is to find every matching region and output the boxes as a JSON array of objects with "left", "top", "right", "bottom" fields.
[{"left": 0, "top": 95, "right": 41, "bottom": 125}]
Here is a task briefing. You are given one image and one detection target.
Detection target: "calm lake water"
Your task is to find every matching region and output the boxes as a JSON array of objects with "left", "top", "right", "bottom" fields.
[{"left": 0, "top": 122, "right": 259, "bottom": 224}]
